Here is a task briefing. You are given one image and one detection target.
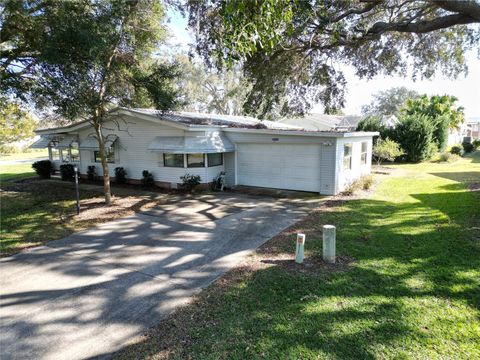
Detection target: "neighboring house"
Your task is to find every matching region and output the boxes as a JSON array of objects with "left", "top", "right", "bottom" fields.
[
  {"left": 379, "top": 114, "right": 399, "bottom": 129},
  {"left": 465, "top": 117, "right": 480, "bottom": 142},
  {"left": 31, "top": 108, "right": 377, "bottom": 195}
]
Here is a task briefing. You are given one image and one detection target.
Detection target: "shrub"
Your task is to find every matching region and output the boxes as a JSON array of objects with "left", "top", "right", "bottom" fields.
[
  {"left": 450, "top": 145, "right": 463, "bottom": 156},
  {"left": 343, "top": 175, "right": 375, "bottom": 195},
  {"left": 473, "top": 139, "right": 480, "bottom": 149},
  {"left": 343, "top": 180, "right": 362, "bottom": 196},
  {"left": 437, "top": 152, "right": 460, "bottom": 163},
  {"left": 361, "top": 175, "right": 374, "bottom": 190},
  {"left": 59, "top": 164, "right": 75, "bottom": 181},
  {"left": 356, "top": 115, "right": 394, "bottom": 143},
  {"left": 392, "top": 114, "right": 435, "bottom": 162},
  {"left": 87, "top": 166, "right": 96, "bottom": 181},
  {"left": 114, "top": 167, "right": 127, "bottom": 184},
  {"left": 372, "top": 138, "right": 404, "bottom": 165},
  {"left": 32, "top": 160, "right": 53, "bottom": 179},
  {"left": 180, "top": 174, "right": 202, "bottom": 192},
  {"left": 141, "top": 170, "right": 155, "bottom": 187},
  {"left": 462, "top": 142, "right": 474, "bottom": 154}
]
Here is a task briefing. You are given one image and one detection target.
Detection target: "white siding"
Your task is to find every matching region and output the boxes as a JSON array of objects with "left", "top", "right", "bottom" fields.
[
  {"left": 335, "top": 137, "right": 372, "bottom": 193},
  {"left": 236, "top": 143, "right": 323, "bottom": 193},
  {"left": 224, "top": 152, "right": 235, "bottom": 187}
]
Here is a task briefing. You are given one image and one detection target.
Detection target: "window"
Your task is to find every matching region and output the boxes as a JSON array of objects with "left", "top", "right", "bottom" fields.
[
  {"left": 343, "top": 143, "right": 352, "bottom": 170},
  {"left": 187, "top": 153, "right": 205, "bottom": 168},
  {"left": 70, "top": 142, "right": 80, "bottom": 162},
  {"left": 361, "top": 142, "right": 368, "bottom": 165},
  {"left": 61, "top": 149, "right": 70, "bottom": 162},
  {"left": 51, "top": 148, "right": 60, "bottom": 161},
  {"left": 207, "top": 153, "right": 223, "bottom": 167},
  {"left": 94, "top": 146, "right": 115, "bottom": 163},
  {"left": 163, "top": 153, "right": 184, "bottom": 167}
]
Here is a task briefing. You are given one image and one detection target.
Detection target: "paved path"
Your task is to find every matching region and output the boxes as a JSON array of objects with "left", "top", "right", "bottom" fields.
[{"left": 0, "top": 193, "right": 310, "bottom": 360}]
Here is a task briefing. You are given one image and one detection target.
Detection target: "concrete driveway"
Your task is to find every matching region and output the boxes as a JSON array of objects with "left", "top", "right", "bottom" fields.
[{"left": 0, "top": 193, "right": 310, "bottom": 360}]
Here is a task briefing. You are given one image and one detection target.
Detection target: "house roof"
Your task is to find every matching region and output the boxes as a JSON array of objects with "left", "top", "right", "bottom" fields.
[
  {"left": 35, "top": 107, "right": 377, "bottom": 138},
  {"left": 278, "top": 113, "right": 361, "bottom": 131},
  {"left": 128, "top": 108, "right": 301, "bottom": 130}
]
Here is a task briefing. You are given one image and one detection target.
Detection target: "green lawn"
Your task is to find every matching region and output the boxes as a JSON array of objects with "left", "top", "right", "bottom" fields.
[
  {"left": 0, "top": 163, "right": 37, "bottom": 184},
  {"left": 117, "top": 152, "right": 480, "bottom": 360},
  {"left": 0, "top": 148, "right": 48, "bottom": 161}
]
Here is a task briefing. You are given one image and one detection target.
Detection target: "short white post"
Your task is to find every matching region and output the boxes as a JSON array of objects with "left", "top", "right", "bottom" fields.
[
  {"left": 322, "top": 225, "right": 336, "bottom": 263},
  {"left": 295, "top": 233, "right": 305, "bottom": 264}
]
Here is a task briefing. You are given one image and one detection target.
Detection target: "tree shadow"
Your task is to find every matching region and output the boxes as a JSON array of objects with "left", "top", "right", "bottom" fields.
[
  {"left": 115, "top": 187, "right": 480, "bottom": 359},
  {"left": 0, "top": 191, "right": 304, "bottom": 359}
]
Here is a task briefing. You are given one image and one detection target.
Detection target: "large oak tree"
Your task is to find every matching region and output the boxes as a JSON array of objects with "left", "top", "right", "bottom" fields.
[
  {"left": 185, "top": 0, "right": 480, "bottom": 119},
  {"left": 1, "top": 0, "right": 180, "bottom": 203}
]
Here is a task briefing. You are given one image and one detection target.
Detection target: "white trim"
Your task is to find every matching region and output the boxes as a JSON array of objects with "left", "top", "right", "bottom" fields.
[{"left": 234, "top": 143, "right": 238, "bottom": 185}]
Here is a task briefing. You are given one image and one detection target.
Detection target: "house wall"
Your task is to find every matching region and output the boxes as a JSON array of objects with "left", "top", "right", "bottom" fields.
[
  {"left": 334, "top": 136, "right": 372, "bottom": 193},
  {"left": 73, "top": 117, "right": 223, "bottom": 187},
  {"left": 224, "top": 152, "right": 236, "bottom": 187},
  {"left": 224, "top": 131, "right": 338, "bottom": 194}
]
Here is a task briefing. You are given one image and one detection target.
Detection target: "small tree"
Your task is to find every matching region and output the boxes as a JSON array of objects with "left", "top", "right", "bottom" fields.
[
  {"left": 373, "top": 138, "right": 404, "bottom": 166},
  {"left": 1, "top": 0, "right": 180, "bottom": 204}
]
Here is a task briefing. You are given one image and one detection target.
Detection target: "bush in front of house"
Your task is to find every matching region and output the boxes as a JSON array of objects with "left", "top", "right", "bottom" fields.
[
  {"left": 462, "top": 141, "right": 474, "bottom": 154},
  {"left": 141, "top": 170, "right": 155, "bottom": 187},
  {"left": 343, "top": 175, "right": 375, "bottom": 196},
  {"left": 32, "top": 160, "right": 53, "bottom": 179},
  {"left": 391, "top": 114, "right": 436, "bottom": 162},
  {"left": 450, "top": 145, "right": 463, "bottom": 156},
  {"left": 114, "top": 167, "right": 127, "bottom": 184},
  {"left": 180, "top": 174, "right": 202, "bottom": 192},
  {"left": 372, "top": 138, "right": 404, "bottom": 165},
  {"left": 59, "top": 164, "right": 75, "bottom": 181},
  {"left": 87, "top": 166, "right": 96, "bottom": 181},
  {"left": 437, "top": 152, "right": 460, "bottom": 163},
  {"left": 361, "top": 175, "right": 374, "bottom": 190}
]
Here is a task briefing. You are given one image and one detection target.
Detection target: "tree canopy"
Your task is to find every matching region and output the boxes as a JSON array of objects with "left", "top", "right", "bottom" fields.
[
  {"left": 177, "top": 55, "right": 249, "bottom": 115},
  {"left": 0, "top": 97, "right": 36, "bottom": 144},
  {"left": 1, "top": 0, "right": 180, "bottom": 203},
  {"left": 185, "top": 0, "right": 480, "bottom": 118},
  {"left": 361, "top": 87, "right": 420, "bottom": 116}
]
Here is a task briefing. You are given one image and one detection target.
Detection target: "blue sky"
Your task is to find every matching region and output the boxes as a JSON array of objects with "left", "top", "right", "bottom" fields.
[{"left": 165, "top": 10, "right": 480, "bottom": 119}]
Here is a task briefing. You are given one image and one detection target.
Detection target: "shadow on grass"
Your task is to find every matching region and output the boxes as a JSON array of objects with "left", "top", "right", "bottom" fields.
[{"left": 115, "top": 189, "right": 480, "bottom": 360}]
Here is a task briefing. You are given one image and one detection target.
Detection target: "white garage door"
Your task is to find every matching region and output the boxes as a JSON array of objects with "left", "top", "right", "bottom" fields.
[{"left": 237, "top": 143, "right": 321, "bottom": 192}]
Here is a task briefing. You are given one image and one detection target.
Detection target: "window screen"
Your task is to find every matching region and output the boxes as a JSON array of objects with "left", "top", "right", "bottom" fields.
[
  {"left": 187, "top": 153, "right": 205, "bottom": 168},
  {"left": 163, "top": 153, "right": 184, "bottom": 167},
  {"left": 208, "top": 153, "right": 223, "bottom": 167}
]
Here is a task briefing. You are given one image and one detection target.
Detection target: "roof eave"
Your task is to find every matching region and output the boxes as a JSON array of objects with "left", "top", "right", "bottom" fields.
[{"left": 223, "top": 127, "right": 379, "bottom": 137}]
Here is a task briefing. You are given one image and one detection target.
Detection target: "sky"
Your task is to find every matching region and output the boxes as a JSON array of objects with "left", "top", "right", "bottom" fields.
[{"left": 165, "top": 10, "right": 480, "bottom": 119}]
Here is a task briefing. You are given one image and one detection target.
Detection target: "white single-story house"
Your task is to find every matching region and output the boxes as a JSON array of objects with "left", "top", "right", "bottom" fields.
[{"left": 32, "top": 108, "right": 378, "bottom": 195}]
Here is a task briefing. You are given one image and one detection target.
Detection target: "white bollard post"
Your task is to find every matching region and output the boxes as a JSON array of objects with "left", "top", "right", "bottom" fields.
[
  {"left": 322, "top": 225, "right": 336, "bottom": 263},
  {"left": 295, "top": 233, "right": 305, "bottom": 264}
]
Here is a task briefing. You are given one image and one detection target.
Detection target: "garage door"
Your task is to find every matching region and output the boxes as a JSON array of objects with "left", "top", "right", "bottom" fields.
[{"left": 237, "top": 143, "right": 321, "bottom": 192}]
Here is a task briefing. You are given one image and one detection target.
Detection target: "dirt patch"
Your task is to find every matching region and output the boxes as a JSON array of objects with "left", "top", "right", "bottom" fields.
[{"left": 261, "top": 254, "right": 355, "bottom": 275}]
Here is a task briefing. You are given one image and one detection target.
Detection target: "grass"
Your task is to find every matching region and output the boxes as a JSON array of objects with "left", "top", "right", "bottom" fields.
[
  {"left": 0, "top": 148, "right": 48, "bottom": 160},
  {"left": 0, "top": 179, "right": 170, "bottom": 256},
  {"left": 117, "top": 152, "right": 480, "bottom": 360},
  {"left": 0, "top": 163, "right": 37, "bottom": 184}
]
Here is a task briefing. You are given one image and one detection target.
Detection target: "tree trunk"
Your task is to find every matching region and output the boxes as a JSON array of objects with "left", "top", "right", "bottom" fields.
[{"left": 93, "top": 118, "right": 112, "bottom": 205}]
